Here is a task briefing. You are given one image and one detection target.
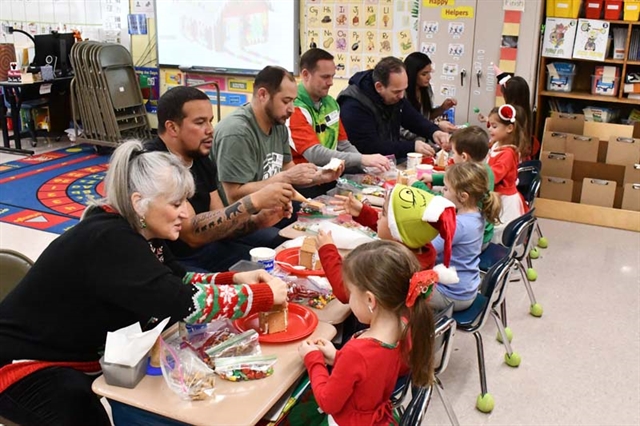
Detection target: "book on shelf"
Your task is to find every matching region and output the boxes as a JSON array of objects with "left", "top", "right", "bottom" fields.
[
  {"left": 573, "top": 19, "right": 610, "bottom": 62},
  {"left": 542, "top": 18, "right": 578, "bottom": 59}
]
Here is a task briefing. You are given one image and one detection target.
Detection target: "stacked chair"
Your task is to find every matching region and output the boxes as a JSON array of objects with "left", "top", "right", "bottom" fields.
[{"left": 70, "top": 41, "right": 151, "bottom": 150}]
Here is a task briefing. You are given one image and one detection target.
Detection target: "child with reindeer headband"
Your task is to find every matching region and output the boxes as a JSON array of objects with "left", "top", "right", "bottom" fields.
[
  {"left": 487, "top": 104, "right": 529, "bottom": 242},
  {"left": 316, "top": 184, "right": 458, "bottom": 305},
  {"left": 298, "top": 240, "right": 439, "bottom": 426}
]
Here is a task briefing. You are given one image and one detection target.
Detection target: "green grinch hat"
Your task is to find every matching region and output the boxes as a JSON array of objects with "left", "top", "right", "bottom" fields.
[{"left": 387, "top": 184, "right": 457, "bottom": 268}]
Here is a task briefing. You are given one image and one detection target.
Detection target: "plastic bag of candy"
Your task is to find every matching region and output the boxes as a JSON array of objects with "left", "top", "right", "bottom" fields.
[
  {"left": 215, "top": 354, "right": 277, "bottom": 382},
  {"left": 204, "top": 330, "right": 261, "bottom": 367},
  {"left": 173, "top": 320, "right": 240, "bottom": 366},
  {"left": 159, "top": 338, "right": 216, "bottom": 400},
  {"left": 288, "top": 276, "right": 335, "bottom": 309}
]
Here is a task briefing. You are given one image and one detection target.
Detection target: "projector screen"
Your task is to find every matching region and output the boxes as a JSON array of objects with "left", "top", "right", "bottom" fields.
[{"left": 156, "top": 0, "right": 299, "bottom": 74}]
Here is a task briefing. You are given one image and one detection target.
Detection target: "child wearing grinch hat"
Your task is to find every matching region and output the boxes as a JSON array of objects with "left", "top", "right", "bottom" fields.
[
  {"left": 429, "top": 162, "right": 501, "bottom": 311},
  {"left": 317, "top": 184, "right": 459, "bottom": 305}
]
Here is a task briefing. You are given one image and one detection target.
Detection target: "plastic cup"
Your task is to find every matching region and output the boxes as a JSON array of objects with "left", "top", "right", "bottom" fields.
[
  {"left": 416, "top": 164, "right": 434, "bottom": 179},
  {"left": 249, "top": 247, "right": 276, "bottom": 272},
  {"left": 406, "top": 152, "right": 423, "bottom": 170}
]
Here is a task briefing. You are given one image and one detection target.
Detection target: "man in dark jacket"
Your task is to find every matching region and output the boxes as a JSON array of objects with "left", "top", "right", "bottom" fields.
[{"left": 337, "top": 57, "right": 450, "bottom": 160}]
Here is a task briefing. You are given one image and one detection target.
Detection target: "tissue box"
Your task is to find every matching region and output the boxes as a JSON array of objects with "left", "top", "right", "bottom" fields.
[{"left": 99, "top": 354, "right": 147, "bottom": 389}]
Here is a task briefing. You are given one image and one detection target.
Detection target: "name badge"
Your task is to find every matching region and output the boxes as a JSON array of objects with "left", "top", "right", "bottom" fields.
[{"left": 325, "top": 110, "right": 340, "bottom": 126}]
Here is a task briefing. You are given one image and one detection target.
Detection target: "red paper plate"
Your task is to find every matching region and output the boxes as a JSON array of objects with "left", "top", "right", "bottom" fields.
[
  {"left": 275, "top": 247, "right": 325, "bottom": 277},
  {"left": 234, "top": 304, "right": 319, "bottom": 343}
]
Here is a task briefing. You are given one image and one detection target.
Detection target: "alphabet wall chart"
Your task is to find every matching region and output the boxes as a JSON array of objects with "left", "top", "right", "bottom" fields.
[{"left": 301, "top": 0, "right": 419, "bottom": 78}]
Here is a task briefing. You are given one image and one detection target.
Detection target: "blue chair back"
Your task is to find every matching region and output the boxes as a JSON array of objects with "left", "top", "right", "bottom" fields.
[
  {"left": 500, "top": 209, "right": 537, "bottom": 263},
  {"left": 517, "top": 162, "right": 541, "bottom": 208}
]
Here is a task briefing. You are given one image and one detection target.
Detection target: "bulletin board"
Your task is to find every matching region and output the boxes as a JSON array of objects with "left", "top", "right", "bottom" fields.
[
  {"left": 0, "top": 0, "right": 127, "bottom": 46},
  {"left": 300, "top": 0, "right": 420, "bottom": 78}
]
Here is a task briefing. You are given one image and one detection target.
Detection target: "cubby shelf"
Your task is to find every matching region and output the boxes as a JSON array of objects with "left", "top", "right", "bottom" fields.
[{"left": 536, "top": 18, "right": 640, "bottom": 139}]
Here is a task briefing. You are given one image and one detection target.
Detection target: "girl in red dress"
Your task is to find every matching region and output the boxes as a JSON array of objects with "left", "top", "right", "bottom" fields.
[
  {"left": 298, "top": 240, "right": 439, "bottom": 426},
  {"left": 487, "top": 104, "right": 530, "bottom": 242}
]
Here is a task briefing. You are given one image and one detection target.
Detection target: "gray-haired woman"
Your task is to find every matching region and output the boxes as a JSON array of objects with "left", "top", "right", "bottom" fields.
[{"left": 0, "top": 140, "right": 287, "bottom": 425}]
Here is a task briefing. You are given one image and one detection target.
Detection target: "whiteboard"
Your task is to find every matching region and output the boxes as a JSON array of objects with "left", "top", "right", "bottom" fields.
[{"left": 156, "top": 0, "right": 299, "bottom": 74}]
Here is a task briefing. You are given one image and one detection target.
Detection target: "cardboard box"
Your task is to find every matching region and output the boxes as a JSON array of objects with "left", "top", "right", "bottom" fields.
[
  {"left": 580, "top": 178, "right": 616, "bottom": 207},
  {"left": 606, "top": 136, "right": 640, "bottom": 166},
  {"left": 624, "top": 164, "right": 640, "bottom": 184},
  {"left": 541, "top": 131, "right": 570, "bottom": 152},
  {"left": 572, "top": 160, "right": 625, "bottom": 185},
  {"left": 621, "top": 183, "right": 640, "bottom": 211},
  {"left": 567, "top": 135, "right": 599, "bottom": 162},
  {"left": 544, "top": 113, "right": 585, "bottom": 135},
  {"left": 583, "top": 121, "right": 640, "bottom": 141},
  {"left": 540, "top": 151, "right": 575, "bottom": 179},
  {"left": 540, "top": 176, "right": 574, "bottom": 201}
]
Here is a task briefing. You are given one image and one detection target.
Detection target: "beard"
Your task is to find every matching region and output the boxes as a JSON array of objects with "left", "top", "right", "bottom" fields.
[{"left": 265, "top": 99, "right": 290, "bottom": 125}]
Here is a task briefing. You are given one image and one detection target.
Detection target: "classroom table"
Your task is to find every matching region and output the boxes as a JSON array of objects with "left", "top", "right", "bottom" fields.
[
  {"left": 0, "top": 76, "right": 73, "bottom": 155},
  {"left": 93, "top": 321, "right": 336, "bottom": 426}
]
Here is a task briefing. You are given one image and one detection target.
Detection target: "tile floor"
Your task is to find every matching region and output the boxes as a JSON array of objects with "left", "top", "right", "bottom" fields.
[{"left": 0, "top": 140, "right": 639, "bottom": 425}]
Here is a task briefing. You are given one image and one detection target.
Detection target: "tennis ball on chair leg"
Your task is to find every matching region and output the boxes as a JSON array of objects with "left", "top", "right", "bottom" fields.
[
  {"left": 529, "top": 247, "right": 540, "bottom": 259},
  {"left": 476, "top": 393, "right": 495, "bottom": 413},
  {"left": 537, "top": 237, "right": 548, "bottom": 248},
  {"left": 527, "top": 268, "right": 537, "bottom": 281},
  {"left": 530, "top": 303, "right": 543, "bottom": 317},
  {"left": 496, "top": 327, "right": 513, "bottom": 343}
]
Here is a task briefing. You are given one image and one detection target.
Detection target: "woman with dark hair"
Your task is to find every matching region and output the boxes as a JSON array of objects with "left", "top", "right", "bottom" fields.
[{"left": 404, "top": 52, "right": 457, "bottom": 134}]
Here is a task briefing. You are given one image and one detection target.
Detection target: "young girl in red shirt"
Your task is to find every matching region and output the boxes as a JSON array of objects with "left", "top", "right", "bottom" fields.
[
  {"left": 298, "top": 240, "right": 438, "bottom": 426},
  {"left": 487, "top": 104, "right": 530, "bottom": 242}
]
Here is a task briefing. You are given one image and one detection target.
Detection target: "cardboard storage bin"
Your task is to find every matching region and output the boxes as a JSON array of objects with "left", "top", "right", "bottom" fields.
[
  {"left": 567, "top": 135, "right": 599, "bottom": 162},
  {"left": 580, "top": 178, "right": 616, "bottom": 207},
  {"left": 606, "top": 136, "right": 640, "bottom": 166},
  {"left": 544, "top": 113, "right": 585, "bottom": 135},
  {"left": 540, "top": 151, "right": 575, "bottom": 179},
  {"left": 583, "top": 121, "right": 640, "bottom": 142},
  {"left": 540, "top": 176, "right": 574, "bottom": 201},
  {"left": 622, "top": 183, "right": 640, "bottom": 211},
  {"left": 99, "top": 355, "right": 147, "bottom": 389},
  {"left": 541, "top": 131, "right": 570, "bottom": 152},
  {"left": 624, "top": 164, "right": 640, "bottom": 184}
]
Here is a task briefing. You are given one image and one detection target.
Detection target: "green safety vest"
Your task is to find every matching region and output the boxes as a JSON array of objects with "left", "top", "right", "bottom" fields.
[{"left": 294, "top": 83, "right": 342, "bottom": 150}]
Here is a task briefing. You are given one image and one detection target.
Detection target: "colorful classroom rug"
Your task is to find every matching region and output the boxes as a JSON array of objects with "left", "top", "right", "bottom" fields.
[{"left": 0, "top": 144, "right": 109, "bottom": 234}]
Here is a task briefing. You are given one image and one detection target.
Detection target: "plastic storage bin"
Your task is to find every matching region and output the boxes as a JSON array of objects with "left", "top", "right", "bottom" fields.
[
  {"left": 585, "top": 0, "right": 604, "bottom": 18},
  {"left": 547, "top": 62, "right": 577, "bottom": 92},
  {"left": 547, "top": 0, "right": 582, "bottom": 17},
  {"left": 604, "top": 0, "right": 624, "bottom": 19},
  {"left": 592, "top": 75, "right": 620, "bottom": 95},
  {"left": 99, "top": 354, "right": 147, "bottom": 389},
  {"left": 624, "top": 0, "right": 640, "bottom": 20}
]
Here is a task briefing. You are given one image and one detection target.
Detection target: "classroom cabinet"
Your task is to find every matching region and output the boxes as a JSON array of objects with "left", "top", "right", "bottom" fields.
[{"left": 417, "top": 0, "right": 543, "bottom": 127}]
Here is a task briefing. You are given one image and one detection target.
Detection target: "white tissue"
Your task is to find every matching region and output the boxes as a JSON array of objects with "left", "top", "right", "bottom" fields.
[
  {"left": 321, "top": 158, "right": 344, "bottom": 171},
  {"left": 318, "top": 221, "right": 376, "bottom": 250},
  {"left": 104, "top": 317, "right": 170, "bottom": 367}
]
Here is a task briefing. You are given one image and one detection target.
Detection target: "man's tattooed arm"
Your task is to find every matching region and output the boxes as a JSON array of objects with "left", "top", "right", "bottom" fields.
[{"left": 187, "top": 195, "right": 259, "bottom": 245}]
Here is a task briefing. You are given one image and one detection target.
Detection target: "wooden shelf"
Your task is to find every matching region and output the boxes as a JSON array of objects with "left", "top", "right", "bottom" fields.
[
  {"left": 537, "top": 198, "right": 640, "bottom": 232},
  {"left": 627, "top": 60, "right": 640, "bottom": 65},
  {"left": 539, "top": 90, "right": 640, "bottom": 104}
]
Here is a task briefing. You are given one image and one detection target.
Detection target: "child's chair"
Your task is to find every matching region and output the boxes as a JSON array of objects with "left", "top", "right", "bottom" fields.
[
  {"left": 479, "top": 210, "right": 543, "bottom": 324},
  {"left": 517, "top": 160, "right": 547, "bottom": 253},
  {"left": 452, "top": 256, "right": 519, "bottom": 414},
  {"left": 392, "top": 304, "right": 459, "bottom": 425}
]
